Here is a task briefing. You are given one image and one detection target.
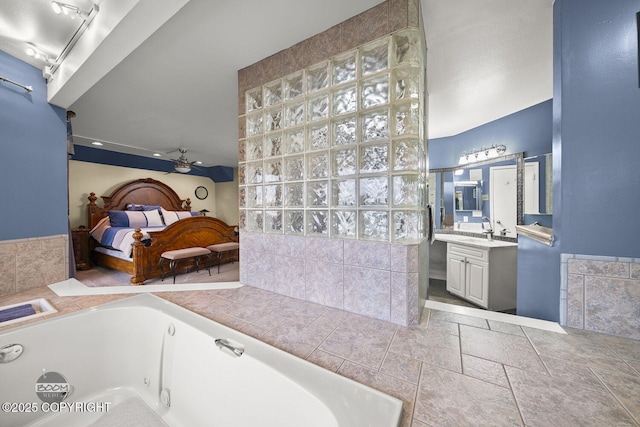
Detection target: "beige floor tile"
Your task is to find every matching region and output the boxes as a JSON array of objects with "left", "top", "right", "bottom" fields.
[
  {"left": 429, "top": 310, "right": 489, "bottom": 329},
  {"left": 506, "top": 365, "right": 636, "bottom": 426},
  {"left": 460, "top": 325, "right": 547, "bottom": 373},
  {"left": 427, "top": 318, "right": 459, "bottom": 336},
  {"left": 381, "top": 351, "right": 422, "bottom": 384},
  {"left": 592, "top": 368, "right": 640, "bottom": 421},
  {"left": 488, "top": 319, "right": 525, "bottom": 336},
  {"left": 306, "top": 349, "right": 344, "bottom": 372},
  {"left": 541, "top": 355, "right": 607, "bottom": 389},
  {"left": 391, "top": 327, "right": 462, "bottom": 372},
  {"left": 320, "top": 323, "right": 395, "bottom": 369},
  {"left": 461, "top": 354, "right": 510, "bottom": 388},
  {"left": 414, "top": 363, "right": 522, "bottom": 426}
]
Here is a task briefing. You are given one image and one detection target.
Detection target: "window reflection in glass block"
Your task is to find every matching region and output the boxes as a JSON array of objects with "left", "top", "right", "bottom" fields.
[
  {"left": 360, "top": 74, "right": 389, "bottom": 109},
  {"left": 265, "top": 210, "right": 283, "bottom": 233},
  {"left": 392, "top": 65, "right": 420, "bottom": 101},
  {"left": 264, "top": 160, "right": 282, "bottom": 183},
  {"left": 264, "top": 79, "right": 283, "bottom": 106},
  {"left": 360, "top": 176, "right": 388, "bottom": 206},
  {"left": 307, "top": 151, "right": 329, "bottom": 179},
  {"left": 307, "top": 61, "right": 329, "bottom": 93},
  {"left": 264, "top": 184, "right": 283, "bottom": 207},
  {"left": 238, "top": 210, "right": 246, "bottom": 231},
  {"left": 246, "top": 161, "right": 263, "bottom": 184},
  {"left": 393, "top": 174, "right": 421, "bottom": 207},
  {"left": 307, "top": 93, "right": 329, "bottom": 122},
  {"left": 284, "top": 155, "right": 304, "bottom": 182},
  {"left": 307, "top": 210, "right": 328, "bottom": 236},
  {"left": 238, "top": 187, "right": 246, "bottom": 208},
  {"left": 393, "top": 101, "right": 420, "bottom": 136},
  {"left": 332, "top": 178, "right": 356, "bottom": 206},
  {"left": 332, "top": 148, "right": 357, "bottom": 177},
  {"left": 392, "top": 138, "right": 420, "bottom": 171},
  {"left": 360, "top": 38, "right": 389, "bottom": 76},
  {"left": 285, "top": 210, "right": 305, "bottom": 235},
  {"left": 393, "top": 211, "right": 422, "bottom": 242},
  {"left": 393, "top": 29, "right": 421, "bottom": 65},
  {"left": 284, "top": 71, "right": 304, "bottom": 100},
  {"left": 359, "top": 211, "right": 388, "bottom": 241},
  {"left": 285, "top": 101, "right": 305, "bottom": 128},
  {"left": 246, "top": 137, "right": 263, "bottom": 161},
  {"left": 246, "top": 185, "right": 263, "bottom": 208},
  {"left": 332, "top": 115, "right": 357, "bottom": 146},
  {"left": 265, "top": 132, "right": 282, "bottom": 158},
  {"left": 361, "top": 109, "right": 389, "bottom": 141},
  {"left": 247, "top": 210, "right": 264, "bottom": 232},
  {"left": 332, "top": 50, "right": 357, "bottom": 85},
  {"left": 307, "top": 122, "right": 329, "bottom": 151},
  {"left": 332, "top": 210, "right": 356, "bottom": 238},
  {"left": 332, "top": 84, "right": 357, "bottom": 116},
  {"left": 285, "top": 182, "right": 304, "bottom": 207},
  {"left": 360, "top": 142, "right": 389, "bottom": 173},
  {"left": 246, "top": 111, "right": 263, "bottom": 137},
  {"left": 238, "top": 164, "right": 246, "bottom": 185},
  {"left": 283, "top": 128, "right": 305, "bottom": 154},
  {"left": 238, "top": 140, "right": 246, "bottom": 162},
  {"left": 246, "top": 87, "right": 262, "bottom": 112},
  {"left": 307, "top": 181, "right": 328, "bottom": 206},
  {"left": 265, "top": 106, "right": 282, "bottom": 132}
]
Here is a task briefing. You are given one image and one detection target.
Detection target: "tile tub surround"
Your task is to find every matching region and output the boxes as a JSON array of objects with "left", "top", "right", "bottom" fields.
[
  {"left": 561, "top": 253, "right": 640, "bottom": 340},
  {"left": 240, "top": 231, "right": 427, "bottom": 326},
  {"left": 1, "top": 285, "right": 639, "bottom": 427},
  {"left": 0, "top": 234, "right": 69, "bottom": 298}
]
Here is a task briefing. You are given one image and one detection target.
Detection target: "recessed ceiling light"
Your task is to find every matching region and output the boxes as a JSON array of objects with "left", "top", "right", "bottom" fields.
[
  {"left": 91, "top": 141, "right": 103, "bottom": 146},
  {"left": 153, "top": 153, "right": 162, "bottom": 157}
]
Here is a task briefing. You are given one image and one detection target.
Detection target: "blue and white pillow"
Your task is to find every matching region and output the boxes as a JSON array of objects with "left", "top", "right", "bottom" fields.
[
  {"left": 108, "top": 209, "right": 164, "bottom": 228},
  {"left": 125, "top": 203, "right": 162, "bottom": 212},
  {"left": 161, "top": 208, "right": 197, "bottom": 225}
]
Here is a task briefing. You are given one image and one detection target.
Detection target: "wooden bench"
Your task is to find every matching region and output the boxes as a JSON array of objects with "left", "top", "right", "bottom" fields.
[
  {"left": 159, "top": 247, "right": 211, "bottom": 284},
  {"left": 206, "top": 242, "right": 240, "bottom": 273}
]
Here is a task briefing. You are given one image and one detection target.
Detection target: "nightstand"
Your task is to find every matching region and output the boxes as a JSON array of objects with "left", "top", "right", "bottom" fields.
[{"left": 71, "top": 228, "right": 91, "bottom": 270}]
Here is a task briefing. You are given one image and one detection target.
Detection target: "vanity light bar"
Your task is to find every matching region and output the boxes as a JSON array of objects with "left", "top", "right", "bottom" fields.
[{"left": 459, "top": 144, "right": 506, "bottom": 165}]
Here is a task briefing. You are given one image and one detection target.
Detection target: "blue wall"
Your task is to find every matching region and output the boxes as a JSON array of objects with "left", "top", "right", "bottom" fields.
[
  {"left": 557, "top": 0, "right": 640, "bottom": 258},
  {"left": 518, "top": 0, "right": 640, "bottom": 322},
  {"left": 0, "top": 51, "right": 68, "bottom": 240},
  {"left": 429, "top": 100, "right": 552, "bottom": 169}
]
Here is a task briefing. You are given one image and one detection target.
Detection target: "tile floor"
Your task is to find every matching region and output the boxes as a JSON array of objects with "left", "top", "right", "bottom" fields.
[{"left": 1, "top": 277, "right": 639, "bottom": 426}]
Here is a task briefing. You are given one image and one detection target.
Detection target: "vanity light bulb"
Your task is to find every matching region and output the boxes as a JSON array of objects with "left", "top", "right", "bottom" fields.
[{"left": 51, "top": 1, "right": 63, "bottom": 14}]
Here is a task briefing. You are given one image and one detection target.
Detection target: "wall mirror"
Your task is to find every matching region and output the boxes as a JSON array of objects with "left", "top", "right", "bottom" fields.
[
  {"left": 429, "top": 153, "right": 524, "bottom": 235},
  {"left": 524, "top": 153, "right": 552, "bottom": 214}
]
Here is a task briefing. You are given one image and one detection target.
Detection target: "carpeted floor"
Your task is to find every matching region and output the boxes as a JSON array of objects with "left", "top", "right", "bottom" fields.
[{"left": 76, "top": 261, "right": 240, "bottom": 287}]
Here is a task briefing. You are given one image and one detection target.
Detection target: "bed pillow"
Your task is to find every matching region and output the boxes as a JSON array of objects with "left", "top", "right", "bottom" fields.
[
  {"left": 108, "top": 209, "right": 164, "bottom": 228},
  {"left": 89, "top": 216, "right": 111, "bottom": 242},
  {"left": 161, "top": 208, "right": 197, "bottom": 225},
  {"left": 125, "top": 203, "right": 162, "bottom": 212}
]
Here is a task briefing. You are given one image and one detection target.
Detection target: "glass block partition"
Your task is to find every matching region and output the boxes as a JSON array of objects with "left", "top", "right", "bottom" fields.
[{"left": 239, "top": 28, "right": 426, "bottom": 243}]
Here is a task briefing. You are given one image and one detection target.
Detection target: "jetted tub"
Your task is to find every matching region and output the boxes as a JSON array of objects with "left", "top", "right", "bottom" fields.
[{"left": 0, "top": 294, "right": 402, "bottom": 426}]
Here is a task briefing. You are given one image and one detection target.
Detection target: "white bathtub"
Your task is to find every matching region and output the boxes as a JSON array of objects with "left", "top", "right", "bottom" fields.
[{"left": 0, "top": 294, "right": 402, "bottom": 426}]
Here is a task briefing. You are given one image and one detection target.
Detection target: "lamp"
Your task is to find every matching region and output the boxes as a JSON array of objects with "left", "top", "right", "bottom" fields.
[
  {"left": 175, "top": 165, "right": 191, "bottom": 173},
  {"left": 199, "top": 209, "right": 210, "bottom": 216},
  {"left": 459, "top": 144, "right": 506, "bottom": 165},
  {"left": 51, "top": 1, "right": 92, "bottom": 19}
]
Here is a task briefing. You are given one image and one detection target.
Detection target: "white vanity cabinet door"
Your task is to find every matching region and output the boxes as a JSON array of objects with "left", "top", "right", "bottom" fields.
[
  {"left": 446, "top": 253, "right": 466, "bottom": 298},
  {"left": 465, "top": 258, "right": 489, "bottom": 308},
  {"left": 444, "top": 241, "right": 516, "bottom": 311}
]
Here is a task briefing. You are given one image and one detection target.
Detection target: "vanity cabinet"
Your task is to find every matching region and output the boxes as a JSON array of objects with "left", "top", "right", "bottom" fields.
[{"left": 446, "top": 242, "right": 516, "bottom": 311}]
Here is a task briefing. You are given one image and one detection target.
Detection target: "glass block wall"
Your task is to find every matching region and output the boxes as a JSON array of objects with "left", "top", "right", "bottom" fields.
[{"left": 238, "top": 28, "right": 426, "bottom": 243}]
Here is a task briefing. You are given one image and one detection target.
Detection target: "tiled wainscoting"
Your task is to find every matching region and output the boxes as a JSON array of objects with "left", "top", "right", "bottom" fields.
[
  {"left": 561, "top": 253, "right": 640, "bottom": 340},
  {"left": 0, "top": 234, "right": 69, "bottom": 298},
  {"left": 239, "top": 231, "right": 427, "bottom": 326}
]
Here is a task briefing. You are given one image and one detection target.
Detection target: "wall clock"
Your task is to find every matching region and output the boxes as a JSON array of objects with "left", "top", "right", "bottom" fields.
[{"left": 195, "top": 186, "right": 208, "bottom": 200}]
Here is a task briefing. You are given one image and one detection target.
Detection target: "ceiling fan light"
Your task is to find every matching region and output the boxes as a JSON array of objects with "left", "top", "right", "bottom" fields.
[
  {"left": 175, "top": 165, "right": 191, "bottom": 173},
  {"left": 51, "top": 1, "right": 63, "bottom": 14}
]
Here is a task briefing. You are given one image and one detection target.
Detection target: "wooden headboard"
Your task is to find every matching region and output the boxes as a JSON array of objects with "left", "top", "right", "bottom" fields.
[{"left": 88, "top": 178, "right": 192, "bottom": 229}]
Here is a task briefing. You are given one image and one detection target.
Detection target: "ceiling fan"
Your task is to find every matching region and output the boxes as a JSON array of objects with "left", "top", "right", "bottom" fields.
[{"left": 170, "top": 148, "right": 197, "bottom": 173}]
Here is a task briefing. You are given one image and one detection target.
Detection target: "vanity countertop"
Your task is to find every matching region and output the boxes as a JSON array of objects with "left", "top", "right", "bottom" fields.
[{"left": 434, "top": 233, "right": 518, "bottom": 249}]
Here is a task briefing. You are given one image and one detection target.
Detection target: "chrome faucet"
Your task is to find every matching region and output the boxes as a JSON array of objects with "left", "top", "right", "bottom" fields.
[
  {"left": 481, "top": 217, "right": 494, "bottom": 240},
  {"left": 496, "top": 220, "right": 510, "bottom": 236}
]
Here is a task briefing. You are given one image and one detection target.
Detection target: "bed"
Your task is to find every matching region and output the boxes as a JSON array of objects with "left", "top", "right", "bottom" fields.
[{"left": 87, "top": 178, "right": 238, "bottom": 285}]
